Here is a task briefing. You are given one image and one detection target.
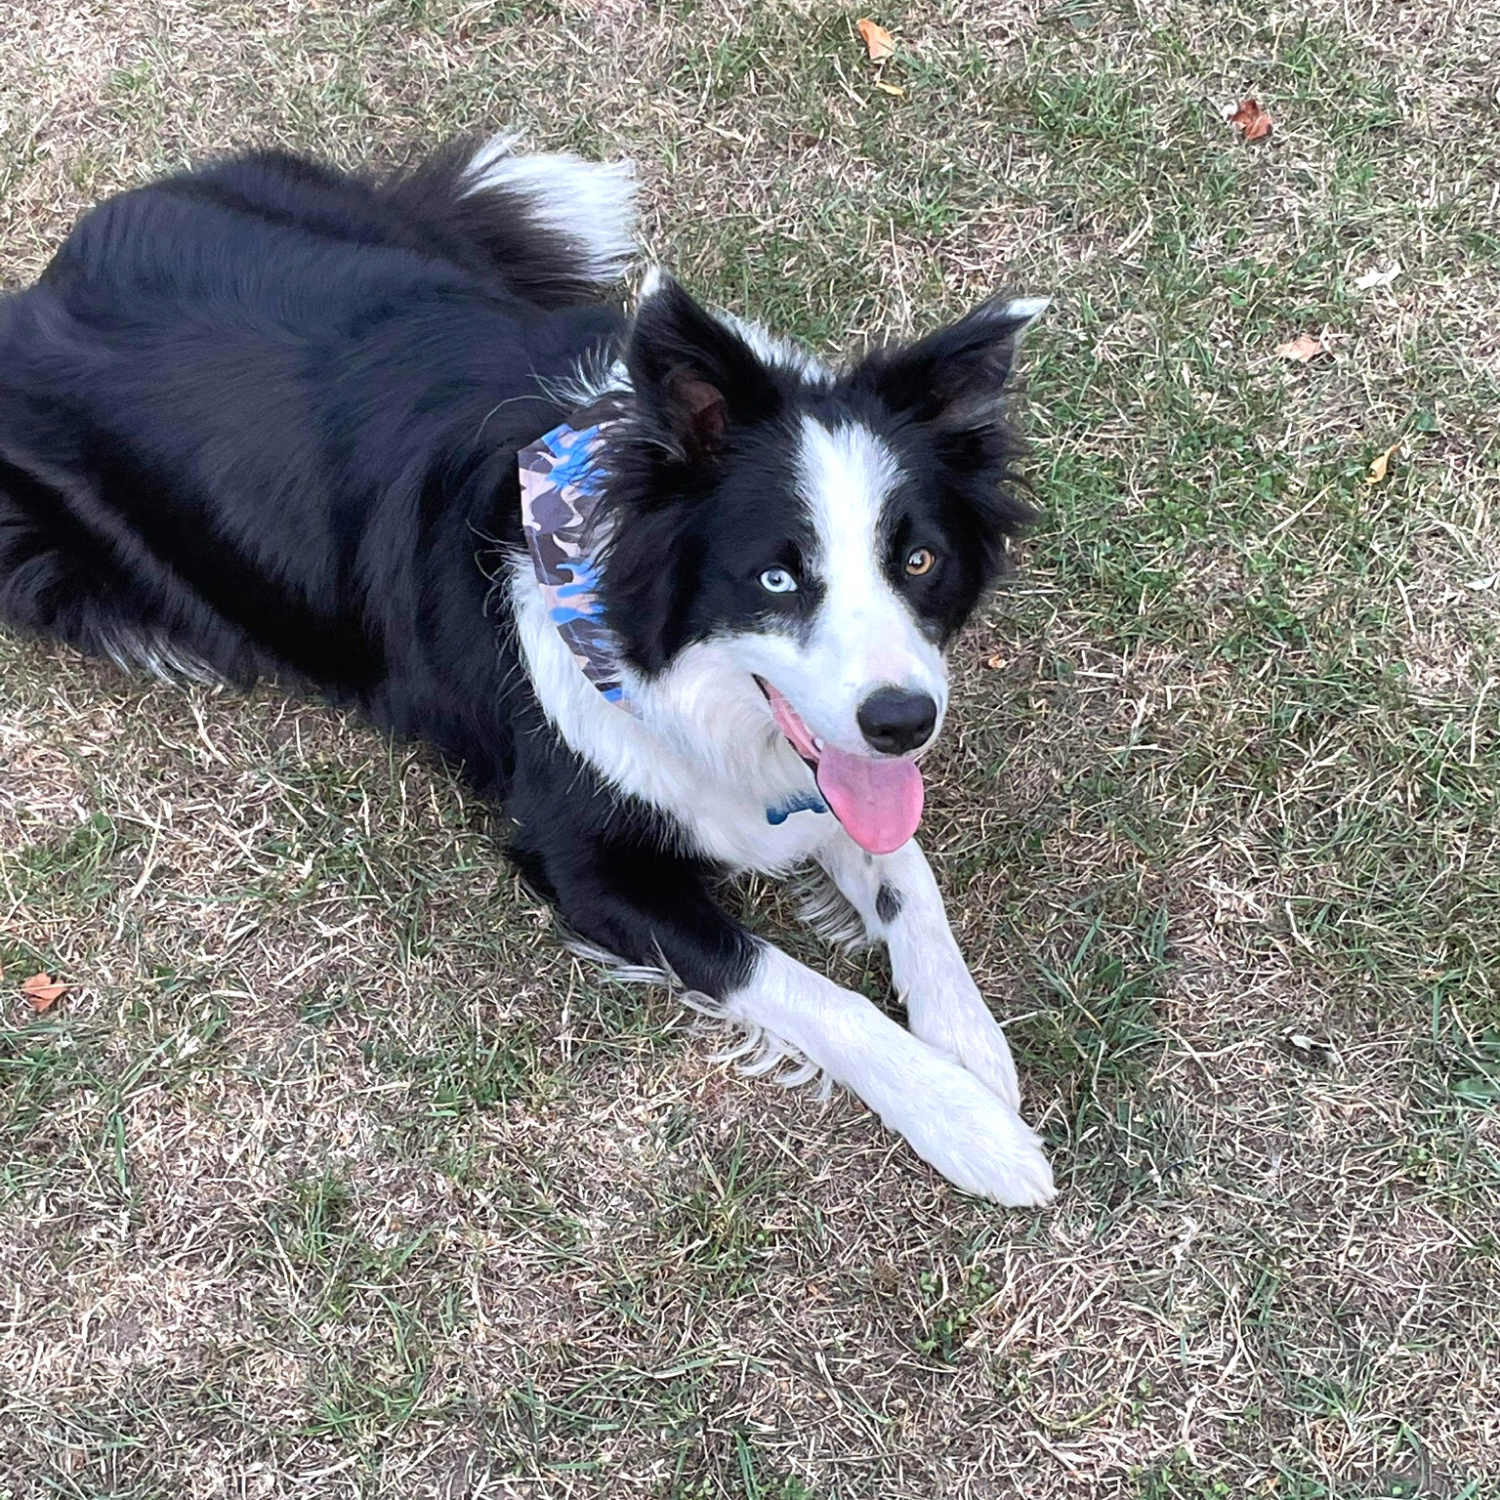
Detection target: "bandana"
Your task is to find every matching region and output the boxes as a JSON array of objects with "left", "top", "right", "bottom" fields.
[
  {"left": 518, "top": 416, "right": 635, "bottom": 713},
  {"left": 517, "top": 415, "right": 827, "bottom": 825}
]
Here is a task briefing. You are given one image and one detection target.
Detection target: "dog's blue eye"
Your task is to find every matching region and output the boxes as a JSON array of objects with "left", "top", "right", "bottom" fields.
[{"left": 759, "top": 568, "right": 798, "bottom": 595}]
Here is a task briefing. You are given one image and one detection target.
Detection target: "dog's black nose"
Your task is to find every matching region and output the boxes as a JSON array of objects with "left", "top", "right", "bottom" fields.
[{"left": 857, "top": 688, "right": 937, "bottom": 755}]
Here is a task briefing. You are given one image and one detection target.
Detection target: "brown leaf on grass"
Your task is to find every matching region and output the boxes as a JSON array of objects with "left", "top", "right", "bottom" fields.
[
  {"left": 1365, "top": 442, "right": 1401, "bottom": 486},
  {"left": 857, "top": 18, "right": 896, "bottom": 61},
  {"left": 22, "top": 972, "right": 67, "bottom": 1012},
  {"left": 1228, "top": 98, "right": 1273, "bottom": 141},
  {"left": 1276, "top": 333, "right": 1329, "bottom": 363}
]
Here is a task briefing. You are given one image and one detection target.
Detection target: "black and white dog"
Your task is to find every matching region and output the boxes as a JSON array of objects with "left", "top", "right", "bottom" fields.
[{"left": 0, "top": 136, "right": 1054, "bottom": 1204}]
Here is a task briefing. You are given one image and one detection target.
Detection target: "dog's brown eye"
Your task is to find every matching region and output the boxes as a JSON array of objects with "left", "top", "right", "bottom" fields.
[{"left": 905, "top": 547, "right": 936, "bottom": 577}]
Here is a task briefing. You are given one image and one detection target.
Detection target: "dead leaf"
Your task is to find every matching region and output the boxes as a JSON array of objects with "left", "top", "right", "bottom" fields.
[
  {"left": 1365, "top": 441, "right": 1401, "bottom": 486},
  {"left": 1276, "top": 334, "right": 1328, "bottom": 363},
  {"left": 22, "top": 972, "right": 67, "bottom": 1012},
  {"left": 985, "top": 652, "right": 1007, "bottom": 670},
  {"left": 857, "top": 18, "right": 896, "bottom": 61},
  {"left": 873, "top": 79, "right": 906, "bottom": 97},
  {"left": 1228, "top": 98, "right": 1273, "bottom": 141}
]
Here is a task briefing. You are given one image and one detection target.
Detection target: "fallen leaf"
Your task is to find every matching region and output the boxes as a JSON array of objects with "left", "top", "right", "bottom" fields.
[
  {"left": 1276, "top": 333, "right": 1328, "bottom": 363},
  {"left": 1353, "top": 262, "right": 1401, "bottom": 290},
  {"left": 873, "top": 79, "right": 906, "bottom": 96},
  {"left": 22, "top": 972, "right": 67, "bottom": 1012},
  {"left": 857, "top": 17, "right": 896, "bottom": 61},
  {"left": 1228, "top": 98, "right": 1273, "bottom": 141},
  {"left": 1365, "top": 441, "right": 1401, "bottom": 486},
  {"left": 985, "top": 652, "right": 1007, "bottom": 670}
]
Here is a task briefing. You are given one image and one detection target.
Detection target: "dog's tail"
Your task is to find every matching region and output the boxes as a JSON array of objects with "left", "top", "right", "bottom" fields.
[{"left": 378, "top": 133, "right": 637, "bottom": 309}]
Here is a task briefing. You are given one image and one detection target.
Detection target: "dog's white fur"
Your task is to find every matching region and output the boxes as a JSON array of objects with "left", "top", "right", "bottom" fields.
[
  {"left": 786, "top": 417, "right": 949, "bottom": 750},
  {"left": 509, "top": 424, "right": 1054, "bottom": 1207}
]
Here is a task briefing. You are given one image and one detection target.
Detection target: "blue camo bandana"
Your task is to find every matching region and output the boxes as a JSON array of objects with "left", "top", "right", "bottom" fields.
[{"left": 517, "top": 416, "right": 636, "bottom": 715}]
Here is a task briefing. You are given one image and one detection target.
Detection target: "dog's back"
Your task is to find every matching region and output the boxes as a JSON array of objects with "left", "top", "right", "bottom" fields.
[
  {"left": 42, "top": 139, "right": 632, "bottom": 311},
  {"left": 0, "top": 137, "right": 633, "bottom": 781}
]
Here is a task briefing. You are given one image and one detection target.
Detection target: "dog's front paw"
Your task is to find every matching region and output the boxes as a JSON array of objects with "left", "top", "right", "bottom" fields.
[
  {"left": 908, "top": 993, "right": 1022, "bottom": 1112},
  {"left": 885, "top": 1061, "right": 1054, "bottom": 1207}
]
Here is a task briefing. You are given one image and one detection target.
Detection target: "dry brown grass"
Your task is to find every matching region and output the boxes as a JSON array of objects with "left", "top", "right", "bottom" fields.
[{"left": 3, "top": 2, "right": 1500, "bottom": 1496}]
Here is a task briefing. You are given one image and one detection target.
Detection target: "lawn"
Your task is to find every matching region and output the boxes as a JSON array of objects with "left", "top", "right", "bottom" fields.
[{"left": 2, "top": 2, "right": 1498, "bottom": 1496}]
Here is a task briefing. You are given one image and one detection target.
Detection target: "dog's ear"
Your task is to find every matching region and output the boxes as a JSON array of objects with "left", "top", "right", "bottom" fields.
[
  {"left": 854, "top": 296, "right": 1046, "bottom": 431},
  {"left": 853, "top": 297, "right": 1043, "bottom": 575},
  {"left": 625, "top": 273, "right": 782, "bottom": 461}
]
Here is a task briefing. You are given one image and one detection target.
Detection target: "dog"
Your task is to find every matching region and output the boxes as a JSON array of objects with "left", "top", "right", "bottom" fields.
[{"left": 0, "top": 136, "right": 1054, "bottom": 1204}]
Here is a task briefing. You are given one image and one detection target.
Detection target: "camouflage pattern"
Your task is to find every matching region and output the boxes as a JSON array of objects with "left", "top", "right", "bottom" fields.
[{"left": 518, "top": 418, "right": 636, "bottom": 713}]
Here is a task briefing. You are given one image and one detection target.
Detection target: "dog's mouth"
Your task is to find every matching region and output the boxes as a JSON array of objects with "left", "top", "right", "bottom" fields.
[{"left": 754, "top": 677, "right": 924, "bottom": 855}]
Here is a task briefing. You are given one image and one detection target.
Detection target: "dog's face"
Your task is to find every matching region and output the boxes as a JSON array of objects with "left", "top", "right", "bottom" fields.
[{"left": 601, "top": 278, "right": 1040, "bottom": 853}]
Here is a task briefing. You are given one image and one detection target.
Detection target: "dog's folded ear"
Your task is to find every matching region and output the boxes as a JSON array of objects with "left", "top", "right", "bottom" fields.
[
  {"left": 854, "top": 296, "right": 1047, "bottom": 432},
  {"left": 625, "top": 273, "right": 782, "bottom": 462}
]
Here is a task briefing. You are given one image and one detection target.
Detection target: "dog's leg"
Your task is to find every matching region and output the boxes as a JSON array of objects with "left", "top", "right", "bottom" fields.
[
  {"left": 814, "top": 836, "right": 1023, "bottom": 1112},
  {"left": 722, "top": 942, "right": 1053, "bottom": 1205},
  {"left": 516, "top": 825, "right": 1052, "bottom": 1205}
]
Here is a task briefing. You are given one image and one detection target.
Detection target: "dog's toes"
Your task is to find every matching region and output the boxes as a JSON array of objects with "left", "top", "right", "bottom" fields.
[
  {"left": 949, "top": 1121, "right": 1056, "bottom": 1208},
  {"left": 978, "top": 1136, "right": 1056, "bottom": 1207},
  {"left": 956, "top": 1032, "right": 1022, "bottom": 1114},
  {"left": 887, "top": 1064, "right": 1055, "bottom": 1208}
]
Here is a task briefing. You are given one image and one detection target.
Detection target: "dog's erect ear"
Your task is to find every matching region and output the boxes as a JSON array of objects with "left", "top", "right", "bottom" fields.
[
  {"left": 855, "top": 296, "right": 1046, "bottom": 431},
  {"left": 625, "top": 273, "right": 782, "bottom": 461}
]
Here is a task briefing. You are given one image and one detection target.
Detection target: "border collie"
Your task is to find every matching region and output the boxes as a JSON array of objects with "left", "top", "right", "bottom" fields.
[{"left": 0, "top": 136, "right": 1054, "bottom": 1205}]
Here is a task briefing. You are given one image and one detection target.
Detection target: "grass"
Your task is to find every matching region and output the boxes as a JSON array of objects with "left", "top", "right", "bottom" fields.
[{"left": 2, "top": 0, "right": 1499, "bottom": 1495}]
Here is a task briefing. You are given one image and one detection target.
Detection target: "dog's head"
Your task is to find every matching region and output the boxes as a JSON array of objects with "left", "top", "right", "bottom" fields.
[{"left": 600, "top": 275, "right": 1041, "bottom": 853}]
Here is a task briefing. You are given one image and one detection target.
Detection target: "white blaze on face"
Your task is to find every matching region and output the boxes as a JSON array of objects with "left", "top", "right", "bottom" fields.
[
  {"left": 708, "top": 415, "right": 951, "bottom": 854},
  {"left": 787, "top": 416, "right": 948, "bottom": 749}
]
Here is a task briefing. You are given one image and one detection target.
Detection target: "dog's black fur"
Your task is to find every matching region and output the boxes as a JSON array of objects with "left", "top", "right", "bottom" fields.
[
  {"left": 0, "top": 142, "right": 1028, "bottom": 1011},
  {"left": 0, "top": 144, "right": 761, "bottom": 997}
]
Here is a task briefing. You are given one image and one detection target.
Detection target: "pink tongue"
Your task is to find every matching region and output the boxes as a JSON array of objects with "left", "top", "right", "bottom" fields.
[{"left": 815, "top": 746, "right": 924, "bottom": 855}]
